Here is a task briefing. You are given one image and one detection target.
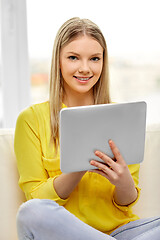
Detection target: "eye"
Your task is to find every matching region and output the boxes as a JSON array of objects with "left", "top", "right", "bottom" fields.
[
  {"left": 91, "top": 57, "right": 101, "bottom": 62},
  {"left": 68, "top": 56, "right": 78, "bottom": 61}
]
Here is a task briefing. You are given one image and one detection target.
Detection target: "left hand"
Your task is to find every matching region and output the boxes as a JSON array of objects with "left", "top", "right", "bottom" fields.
[{"left": 90, "top": 140, "right": 135, "bottom": 190}]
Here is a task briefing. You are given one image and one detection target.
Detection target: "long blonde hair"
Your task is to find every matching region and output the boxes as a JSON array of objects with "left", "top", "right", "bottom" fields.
[{"left": 49, "top": 17, "right": 111, "bottom": 151}]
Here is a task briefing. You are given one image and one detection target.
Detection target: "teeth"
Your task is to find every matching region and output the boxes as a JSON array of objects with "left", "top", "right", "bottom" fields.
[{"left": 76, "top": 77, "right": 90, "bottom": 81}]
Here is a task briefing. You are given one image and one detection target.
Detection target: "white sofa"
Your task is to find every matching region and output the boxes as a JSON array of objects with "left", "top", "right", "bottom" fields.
[{"left": 0, "top": 125, "right": 160, "bottom": 240}]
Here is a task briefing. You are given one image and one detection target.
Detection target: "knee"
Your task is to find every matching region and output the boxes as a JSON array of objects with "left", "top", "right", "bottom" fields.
[
  {"left": 17, "top": 199, "right": 59, "bottom": 228},
  {"left": 17, "top": 199, "right": 40, "bottom": 227}
]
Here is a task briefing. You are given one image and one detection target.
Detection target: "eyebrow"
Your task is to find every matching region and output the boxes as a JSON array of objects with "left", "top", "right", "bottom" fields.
[{"left": 66, "top": 51, "right": 103, "bottom": 57}]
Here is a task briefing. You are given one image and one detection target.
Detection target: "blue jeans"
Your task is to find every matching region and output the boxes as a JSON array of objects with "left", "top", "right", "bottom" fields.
[{"left": 17, "top": 199, "right": 160, "bottom": 240}]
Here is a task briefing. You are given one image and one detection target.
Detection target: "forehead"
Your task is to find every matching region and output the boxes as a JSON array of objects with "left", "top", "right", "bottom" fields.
[{"left": 60, "top": 35, "right": 103, "bottom": 55}]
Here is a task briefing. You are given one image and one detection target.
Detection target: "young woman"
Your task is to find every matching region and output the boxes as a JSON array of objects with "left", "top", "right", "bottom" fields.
[{"left": 14, "top": 17, "right": 160, "bottom": 240}]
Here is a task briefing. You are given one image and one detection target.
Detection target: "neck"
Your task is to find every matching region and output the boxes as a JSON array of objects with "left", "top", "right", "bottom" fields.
[{"left": 63, "top": 91, "right": 94, "bottom": 107}]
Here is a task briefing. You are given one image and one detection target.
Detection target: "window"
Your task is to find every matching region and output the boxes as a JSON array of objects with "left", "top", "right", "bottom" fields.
[
  {"left": 0, "top": 0, "right": 30, "bottom": 127},
  {"left": 110, "top": 60, "right": 160, "bottom": 125},
  {"left": 26, "top": 0, "right": 160, "bottom": 125},
  {"left": 1, "top": 0, "right": 159, "bottom": 127}
]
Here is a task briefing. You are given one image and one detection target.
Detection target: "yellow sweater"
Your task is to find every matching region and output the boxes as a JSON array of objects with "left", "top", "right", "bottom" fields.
[{"left": 14, "top": 101, "right": 140, "bottom": 235}]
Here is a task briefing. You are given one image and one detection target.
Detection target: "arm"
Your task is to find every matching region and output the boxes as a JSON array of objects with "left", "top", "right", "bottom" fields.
[
  {"left": 14, "top": 107, "right": 85, "bottom": 203},
  {"left": 90, "top": 140, "right": 138, "bottom": 206},
  {"left": 53, "top": 171, "right": 86, "bottom": 199}
]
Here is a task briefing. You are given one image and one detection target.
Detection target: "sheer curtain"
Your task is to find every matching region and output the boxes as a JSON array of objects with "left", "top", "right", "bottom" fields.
[{"left": 0, "top": 0, "right": 30, "bottom": 128}]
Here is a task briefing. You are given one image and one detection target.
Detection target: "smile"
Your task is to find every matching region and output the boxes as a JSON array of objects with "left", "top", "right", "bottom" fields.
[{"left": 74, "top": 76, "right": 93, "bottom": 82}]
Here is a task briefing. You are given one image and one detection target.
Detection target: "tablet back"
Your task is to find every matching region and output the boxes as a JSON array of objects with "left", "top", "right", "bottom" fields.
[{"left": 60, "top": 101, "right": 147, "bottom": 173}]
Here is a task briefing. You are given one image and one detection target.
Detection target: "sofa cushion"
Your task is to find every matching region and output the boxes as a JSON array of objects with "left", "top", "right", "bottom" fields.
[
  {"left": 0, "top": 129, "right": 25, "bottom": 240},
  {"left": 0, "top": 124, "right": 160, "bottom": 239}
]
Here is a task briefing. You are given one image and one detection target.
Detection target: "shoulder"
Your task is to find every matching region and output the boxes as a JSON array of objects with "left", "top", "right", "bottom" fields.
[
  {"left": 15, "top": 101, "right": 50, "bottom": 133},
  {"left": 31, "top": 101, "right": 50, "bottom": 115},
  {"left": 17, "top": 101, "right": 49, "bottom": 123}
]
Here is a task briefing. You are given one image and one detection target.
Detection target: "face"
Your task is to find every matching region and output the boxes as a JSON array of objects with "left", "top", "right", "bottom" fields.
[{"left": 60, "top": 35, "right": 103, "bottom": 100}]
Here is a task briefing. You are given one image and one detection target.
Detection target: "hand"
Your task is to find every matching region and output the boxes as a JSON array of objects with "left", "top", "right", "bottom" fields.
[
  {"left": 90, "top": 140, "right": 138, "bottom": 205},
  {"left": 90, "top": 140, "right": 133, "bottom": 188}
]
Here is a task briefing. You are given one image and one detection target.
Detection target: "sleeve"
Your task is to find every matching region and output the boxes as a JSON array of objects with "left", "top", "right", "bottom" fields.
[
  {"left": 14, "top": 107, "right": 68, "bottom": 205},
  {"left": 112, "top": 164, "right": 141, "bottom": 211}
]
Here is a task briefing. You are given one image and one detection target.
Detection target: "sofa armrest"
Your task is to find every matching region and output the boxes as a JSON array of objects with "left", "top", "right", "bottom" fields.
[
  {"left": 0, "top": 129, "right": 25, "bottom": 240},
  {"left": 133, "top": 123, "right": 160, "bottom": 217}
]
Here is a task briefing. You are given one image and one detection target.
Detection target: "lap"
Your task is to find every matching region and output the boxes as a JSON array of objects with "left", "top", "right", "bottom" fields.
[
  {"left": 17, "top": 200, "right": 160, "bottom": 240},
  {"left": 110, "top": 217, "right": 160, "bottom": 240}
]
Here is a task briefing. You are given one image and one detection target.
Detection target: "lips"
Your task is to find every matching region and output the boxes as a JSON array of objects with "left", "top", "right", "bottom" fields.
[{"left": 74, "top": 76, "right": 93, "bottom": 81}]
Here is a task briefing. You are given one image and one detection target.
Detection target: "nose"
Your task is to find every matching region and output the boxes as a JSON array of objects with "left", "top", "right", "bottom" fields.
[{"left": 78, "top": 60, "right": 90, "bottom": 74}]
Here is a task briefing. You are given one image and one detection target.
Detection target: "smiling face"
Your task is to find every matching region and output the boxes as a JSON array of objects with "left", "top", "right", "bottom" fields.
[{"left": 60, "top": 35, "right": 104, "bottom": 105}]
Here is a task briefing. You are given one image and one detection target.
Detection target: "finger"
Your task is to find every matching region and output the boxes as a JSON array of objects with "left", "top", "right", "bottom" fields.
[
  {"left": 89, "top": 165, "right": 117, "bottom": 181},
  {"left": 90, "top": 160, "right": 113, "bottom": 174},
  {"left": 89, "top": 169, "right": 109, "bottom": 178},
  {"left": 94, "top": 150, "right": 117, "bottom": 171},
  {"left": 108, "top": 140, "right": 125, "bottom": 164}
]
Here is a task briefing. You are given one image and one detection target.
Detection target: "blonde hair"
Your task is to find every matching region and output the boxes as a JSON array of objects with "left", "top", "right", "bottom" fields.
[{"left": 49, "top": 17, "right": 111, "bottom": 151}]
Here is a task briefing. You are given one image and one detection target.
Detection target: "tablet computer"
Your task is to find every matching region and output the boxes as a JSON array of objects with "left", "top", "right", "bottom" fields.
[{"left": 60, "top": 101, "right": 147, "bottom": 173}]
